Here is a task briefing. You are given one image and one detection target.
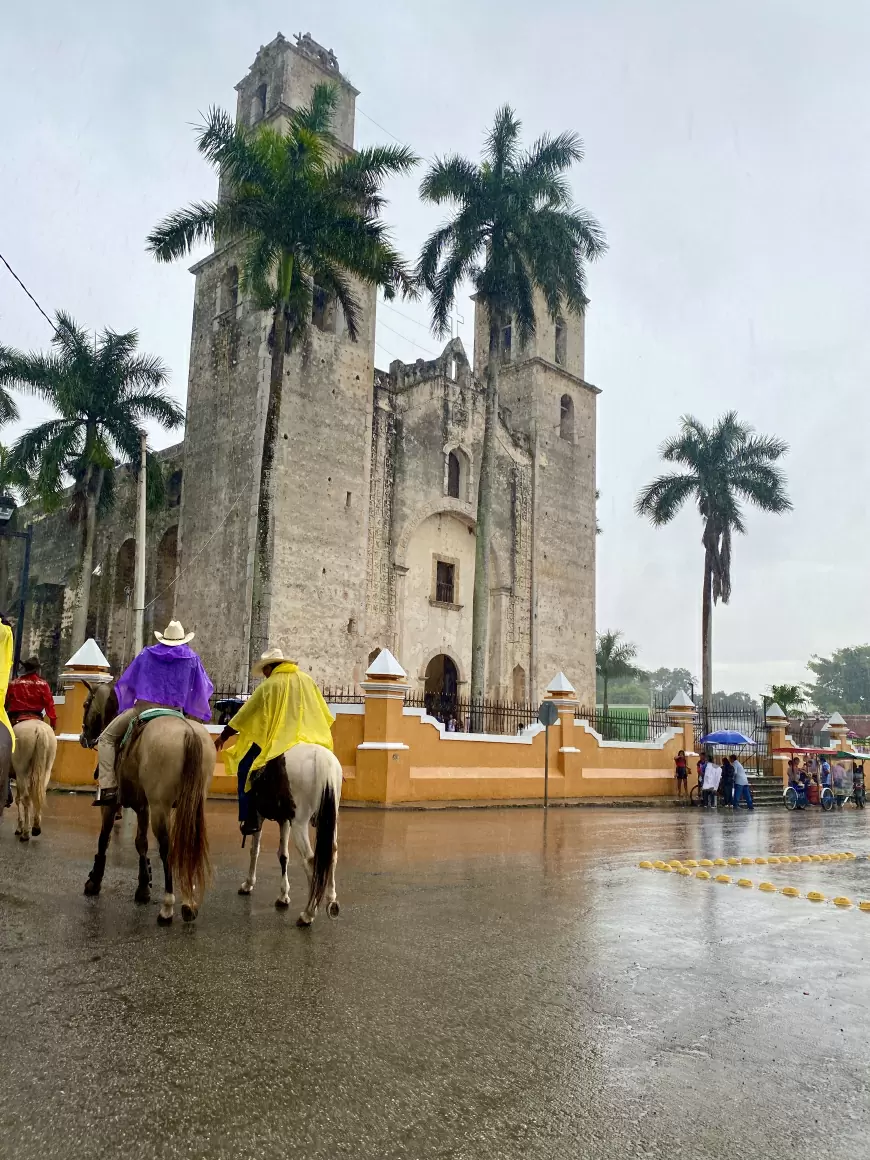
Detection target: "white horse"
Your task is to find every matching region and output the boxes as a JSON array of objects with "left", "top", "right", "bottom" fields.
[
  {"left": 12, "top": 718, "right": 58, "bottom": 841},
  {"left": 237, "top": 742, "right": 342, "bottom": 926}
]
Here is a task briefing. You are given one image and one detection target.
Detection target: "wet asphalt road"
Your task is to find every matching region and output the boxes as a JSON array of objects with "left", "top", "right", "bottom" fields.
[{"left": 1, "top": 795, "right": 869, "bottom": 1160}]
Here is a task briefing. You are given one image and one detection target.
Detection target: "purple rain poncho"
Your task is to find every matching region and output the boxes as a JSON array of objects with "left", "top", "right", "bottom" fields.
[{"left": 115, "top": 643, "right": 214, "bottom": 722}]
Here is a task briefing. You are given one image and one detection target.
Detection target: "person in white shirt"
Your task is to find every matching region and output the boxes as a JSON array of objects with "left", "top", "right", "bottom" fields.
[
  {"left": 702, "top": 758, "right": 722, "bottom": 808},
  {"left": 731, "top": 755, "right": 754, "bottom": 810}
]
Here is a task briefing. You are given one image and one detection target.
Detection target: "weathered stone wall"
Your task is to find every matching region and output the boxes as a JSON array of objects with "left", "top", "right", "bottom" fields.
[{"left": 8, "top": 444, "right": 183, "bottom": 688}]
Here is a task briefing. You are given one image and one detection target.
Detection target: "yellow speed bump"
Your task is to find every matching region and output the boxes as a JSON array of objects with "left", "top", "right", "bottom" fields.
[
  {"left": 684, "top": 859, "right": 698, "bottom": 867},
  {"left": 807, "top": 891, "right": 825, "bottom": 903},
  {"left": 844, "top": 852, "right": 856, "bottom": 860},
  {"left": 699, "top": 859, "right": 714, "bottom": 867},
  {"left": 781, "top": 886, "right": 801, "bottom": 897},
  {"left": 799, "top": 855, "right": 812, "bottom": 863},
  {"left": 754, "top": 857, "right": 767, "bottom": 865},
  {"left": 660, "top": 865, "right": 674, "bottom": 873},
  {"left": 833, "top": 897, "right": 852, "bottom": 908},
  {"left": 726, "top": 857, "right": 740, "bottom": 866},
  {"left": 652, "top": 860, "right": 667, "bottom": 869},
  {"left": 639, "top": 861, "right": 654, "bottom": 869},
  {"left": 767, "top": 857, "right": 781, "bottom": 864},
  {"left": 668, "top": 860, "right": 683, "bottom": 868},
  {"left": 677, "top": 868, "right": 692, "bottom": 877},
  {"left": 715, "top": 874, "right": 732, "bottom": 884},
  {"left": 858, "top": 901, "right": 870, "bottom": 912},
  {"left": 713, "top": 858, "right": 727, "bottom": 866},
  {"left": 759, "top": 882, "right": 776, "bottom": 892},
  {"left": 737, "top": 878, "right": 753, "bottom": 888},
  {"left": 696, "top": 870, "right": 712, "bottom": 880},
  {"left": 819, "top": 854, "right": 832, "bottom": 862},
  {"left": 741, "top": 857, "right": 754, "bottom": 865},
  {"left": 809, "top": 855, "right": 823, "bottom": 863}
]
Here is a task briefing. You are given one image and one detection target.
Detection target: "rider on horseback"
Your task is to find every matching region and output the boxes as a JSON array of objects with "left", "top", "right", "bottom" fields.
[
  {"left": 214, "top": 648, "right": 335, "bottom": 837},
  {"left": 7, "top": 657, "right": 57, "bottom": 730},
  {"left": 95, "top": 619, "right": 214, "bottom": 807}
]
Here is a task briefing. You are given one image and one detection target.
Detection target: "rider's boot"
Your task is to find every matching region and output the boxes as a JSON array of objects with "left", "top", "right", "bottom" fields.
[{"left": 94, "top": 786, "right": 119, "bottom": 808}]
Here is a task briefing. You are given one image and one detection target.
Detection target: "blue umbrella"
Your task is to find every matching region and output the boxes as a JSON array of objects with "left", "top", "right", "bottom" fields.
[{"left": 700, "top": 730, "right": 756, "bottom": 746}]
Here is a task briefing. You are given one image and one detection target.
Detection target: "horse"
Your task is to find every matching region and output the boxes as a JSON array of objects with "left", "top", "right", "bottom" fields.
[
  {"left": 0, "top": 723, "right": 11, "bottom": 833},
  {"left": 237, "top": 743, "right": 342, "bottom": 926},
  {"left": 11, "top": 718, "right": 57, "bottom": 841},
  {"left": 80, "top": 681, "right": 215, "bottom": 924}
]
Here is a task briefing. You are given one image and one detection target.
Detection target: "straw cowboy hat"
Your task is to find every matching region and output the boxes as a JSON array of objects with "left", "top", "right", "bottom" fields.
[
  {"left": 154, "top": 619, "right": 195, "bottom": 646},
  {"left": 252, "top": 647, "right": 296, "bottom": 677}
]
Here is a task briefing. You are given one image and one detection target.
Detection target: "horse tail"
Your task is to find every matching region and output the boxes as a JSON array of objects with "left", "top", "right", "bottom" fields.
[
  {"left": 30, "top": 722, "right": 54, "bottom": 822},
  {"left": 169, "top": 726, "right": 212, "bottom": 901},
  {"left": 306, "top": 749, "right": 341, "bottom": 917}
]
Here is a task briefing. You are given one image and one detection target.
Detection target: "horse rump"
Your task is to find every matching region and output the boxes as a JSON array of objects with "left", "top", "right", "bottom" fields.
[{"left": 168, "top": 726, "right": 212, "bottom": 901}]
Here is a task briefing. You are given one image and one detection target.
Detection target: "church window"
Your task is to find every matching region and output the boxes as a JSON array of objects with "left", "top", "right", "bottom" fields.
[
  {"left": 435, "top": 560, "right": 456, "bottom": 605},
  {"left": 560, "top": 394, "right": 575, "bottom": 442},
  {"left": 312, "top": 286, "right": 334, "bottom": 333},
  {"left": 500, "top": 322, "right": 512, "bottom": 364},
  {"left": 449, "top": 357, "right": 458, "bottom": 380},
  {"left": 447, "top": 452, "right": 461, "bottom": 499},
  {"left": 555, "top": 317, "right": 567, "bottom": 366},
  {"left": 222, "top": 266, "right": 239, "bottom": 315},
  {"left": 166, "top": 469, "right": 183, "bottom": 508},
  {"left": 512, "top": 664, "right": 527, "bottom": 704},
  {"left": 252, "top": 83, "right": 267, "bottom": 123}
]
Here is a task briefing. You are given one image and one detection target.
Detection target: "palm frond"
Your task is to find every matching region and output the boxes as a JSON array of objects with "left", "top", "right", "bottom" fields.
[
  {"left": 635, "top": 472, "right": 697, "bottom": 525},
  {"left": 485, "top": 105, "right": 521, "bottom": 171},
  {"left": 419, "top": 156, "right": 482, "bottom": 205},
  {"left": 146, "top": 201, "right": 219, "bottom": 262}
]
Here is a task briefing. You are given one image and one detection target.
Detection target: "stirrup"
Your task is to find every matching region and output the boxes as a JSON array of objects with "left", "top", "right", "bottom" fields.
[{"left": 94, "top": 787, "right": 119, "bottom": 808}]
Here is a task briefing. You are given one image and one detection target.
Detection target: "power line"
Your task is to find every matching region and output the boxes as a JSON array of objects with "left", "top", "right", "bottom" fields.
[
  {"left": 379, "top": 296, "right": 433, "bottom": 331},
  {"left": 378, "top": 318, "right": 438, "bottom": 356},
  {"left": 357, "top": 107, "right": 411, "bottom": 149},
  {"left": 0, "top": 250, "right": 54, "bottom": 331}
]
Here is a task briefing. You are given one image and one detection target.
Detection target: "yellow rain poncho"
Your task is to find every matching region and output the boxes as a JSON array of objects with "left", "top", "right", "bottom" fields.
[
  {"left": 223, "top": 662, "right": 334, "bottom": 788},
  {"left": 0, "top": 622, "right": 15, "bottom": 749}
]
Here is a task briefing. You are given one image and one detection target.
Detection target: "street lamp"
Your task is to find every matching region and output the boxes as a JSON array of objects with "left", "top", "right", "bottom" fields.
[{"left": 0, "top": 496, "right": 33, "bottom": 674}]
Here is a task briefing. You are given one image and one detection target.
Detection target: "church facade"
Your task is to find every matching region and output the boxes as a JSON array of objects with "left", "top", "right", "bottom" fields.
[{"left": 15, "top": 32, "right": 599, "bottom": 706}]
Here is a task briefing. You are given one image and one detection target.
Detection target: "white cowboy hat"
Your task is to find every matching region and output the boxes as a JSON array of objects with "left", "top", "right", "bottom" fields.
[
  {"left": 252, "top": 647, "right": 295, "bottom": 677},
  {"left": 154, "top": 619, "right": 195, "bottom": 646}
]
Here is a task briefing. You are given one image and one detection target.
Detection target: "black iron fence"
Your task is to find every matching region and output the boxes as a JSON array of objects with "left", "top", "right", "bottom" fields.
[
  {"left": 209, "top": 684, "right": 364, "bottom": 725},
  {"left": 405, "top": 691, "right": 541, "bottom": 735},
  {"left": 576, "top": 705, "right": 672, "bottom": 742}
]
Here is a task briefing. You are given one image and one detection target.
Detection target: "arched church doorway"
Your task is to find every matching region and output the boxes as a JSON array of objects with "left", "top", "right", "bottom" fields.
[{"left": 424, "top": 653, "right": 458, "bottom": 724}]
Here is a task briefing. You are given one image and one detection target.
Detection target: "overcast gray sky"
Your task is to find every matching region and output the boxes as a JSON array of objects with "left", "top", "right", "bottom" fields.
[{"left": 2, "top": 0, "right": 868, "bottom": 697}]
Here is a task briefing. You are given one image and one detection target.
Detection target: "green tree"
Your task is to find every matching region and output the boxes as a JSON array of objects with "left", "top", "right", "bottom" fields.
[
  {"left": 596, "top": 630, "right": 639, "bottom": 716},
  {"left": 636, "top": 413, "right": 791, "bottom": 712},
  {"left": 769, "top": 683, "right": 806, "bottom": 717},
  {"left": 0, "top": 444, "right": 31, "bottom": 619},
  {"left": 648, "top": 666, "right": 697, "bottom": 704},
  {"left": 1, "top": 312, "right": 183, "bottom": 649},
  {"left": 807, "top": 646, "right": 870, "bottom": 713},
  {"left": 147, "top": 85, "right": 417, "bottom": 665},
  {"left": 417, "top": 107, "right": 606, "bottom": 701}
]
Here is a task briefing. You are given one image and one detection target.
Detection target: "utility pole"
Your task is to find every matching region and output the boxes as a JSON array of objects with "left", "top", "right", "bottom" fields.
[{"left": 133, "top": 431, "right": 147, "bottom": 654}]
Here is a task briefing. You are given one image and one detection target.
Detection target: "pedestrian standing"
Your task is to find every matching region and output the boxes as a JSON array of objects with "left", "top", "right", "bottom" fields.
[
  {"left": 702, "top": 758, "right": 721, "bottom": 808},
  {"left": 674, "top": 749, "right": 689, "bottom": 802},
  {"left": 720, "top": 755, "right": 735, "bottom": 809},
  {"left": 732, "top": 754, "right": 754, "bottom": 810}
]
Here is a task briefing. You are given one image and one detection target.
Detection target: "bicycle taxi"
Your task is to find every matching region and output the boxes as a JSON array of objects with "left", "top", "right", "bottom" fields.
[{"left": 776, "top": 746, "right": 868, "bottom": 811}]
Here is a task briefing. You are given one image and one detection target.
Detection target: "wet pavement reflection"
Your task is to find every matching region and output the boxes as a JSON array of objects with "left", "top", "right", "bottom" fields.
[{"left": 1, "top": 795, "right": 869, "bottom": 1159}]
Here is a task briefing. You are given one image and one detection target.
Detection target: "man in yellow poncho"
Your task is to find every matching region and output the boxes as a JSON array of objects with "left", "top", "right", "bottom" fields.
[
  {"left": 214, "top": 648, "right": 335, "bottom": 837},
  {"left": 0, "top": 616, "right": 16, "bottom": 811}
]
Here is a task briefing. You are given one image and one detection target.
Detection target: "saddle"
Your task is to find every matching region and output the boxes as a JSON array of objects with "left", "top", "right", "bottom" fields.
[{"left": 116, "top": 708, "right": 188, "bottom": 771}]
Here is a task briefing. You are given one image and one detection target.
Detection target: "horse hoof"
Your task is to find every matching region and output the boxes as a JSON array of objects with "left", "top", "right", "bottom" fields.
[
  {"left": 84, "top": 878, "right": 101, "bottom": 897},
  {"left": 134, "top": 887, "right": 151, "bottom": 905},
  {"left": 327, "top": 901, "right": 340, "bottom": 918},
  {"left": 18, "top": 833, "right": 30, "bottom": 843},
  {"left": 296, "top": 914, "right": 313, "bottom": 928},
  {"left": 181, "top": 904, "right": 197, "bottom": 923},
  {"left": 157, "top": 912, "right": 173, "bottom": 926},
  {"left": 275, "top": 897, "right": 290, "bottom": 910},
  {"left": 238, "top": 882, "right": 253, "bottom": 895},
  {"left": 31, "top": 826, "right": 41, "bottom": 837}
]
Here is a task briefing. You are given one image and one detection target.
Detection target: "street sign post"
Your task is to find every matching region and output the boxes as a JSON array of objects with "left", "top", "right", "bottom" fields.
[{"left": 538, "top": 700, "right": 559, "bottom": 808}]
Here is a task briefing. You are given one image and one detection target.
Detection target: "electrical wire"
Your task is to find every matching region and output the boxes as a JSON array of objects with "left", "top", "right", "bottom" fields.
[{"left": 0, "top": 250, "right": 55, "bottom": 331}]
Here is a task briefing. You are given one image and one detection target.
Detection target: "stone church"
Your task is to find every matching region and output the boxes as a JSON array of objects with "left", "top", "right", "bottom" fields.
[{"left": 15, "top": 32, "right": 599, "bottom": 706}]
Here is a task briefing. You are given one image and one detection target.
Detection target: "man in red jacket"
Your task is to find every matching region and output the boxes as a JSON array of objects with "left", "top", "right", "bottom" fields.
[{"left": 6, "top": 657, "right": 57, "bottom": 731}]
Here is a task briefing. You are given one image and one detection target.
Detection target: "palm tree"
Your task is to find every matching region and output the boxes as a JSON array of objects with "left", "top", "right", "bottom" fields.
[
  {"left": 0, "top": 312, "right": 183, "bottom": 649},
  {"left": 596, "top": 630, "right": 639, "bottom": 716},
  {"left": 147, "top": 84, "right": 417, "bottom": 664},
  {"left": 417, "top": 107, "right": 606, "bottom": 703},
  {"left": 0, "top": 444, "right": 30, "bottom": 616},
  {"left": 636, "top": 413, "right": 791, "bottom": 712}
]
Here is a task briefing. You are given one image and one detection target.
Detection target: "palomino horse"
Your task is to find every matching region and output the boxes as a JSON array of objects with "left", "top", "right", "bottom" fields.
[
  {"left": 12, "top": 718, "right": 57, "bottom": 841},
  {"left": 0, "top": 723, "right": 11, "bottom": 833},
  {"left": 238, "top": 743, "right": 342, "bottom": 926},
  {"left": 80, "top": 682, "right": 215, "bottom": 923}
]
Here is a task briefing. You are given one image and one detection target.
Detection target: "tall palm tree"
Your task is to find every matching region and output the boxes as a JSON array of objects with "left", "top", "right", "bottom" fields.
[
  {"left": 636, "top": 413, "right": 791, "bottom": 712},
  {"left": 0, "top": 312, "right": 183, "bottom": 649},
  {"left": 417, "top": 106, "right": 606, "bottom": 702},
  {"left": 147, "top": 84, "right": 417, "bottom": 664},
  {"left": 0, "top": 444, "right": 30, "bottom": 617},
  {"left": 596, "top": 630, "right": 639, "bottom": 716}
]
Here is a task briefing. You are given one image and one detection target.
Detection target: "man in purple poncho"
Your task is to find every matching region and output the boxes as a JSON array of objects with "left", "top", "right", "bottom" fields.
[{"left": 95, "top": 619, "right": 214, "bottom": 807}]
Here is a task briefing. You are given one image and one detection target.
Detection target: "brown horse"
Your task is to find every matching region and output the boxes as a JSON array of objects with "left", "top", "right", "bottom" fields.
[
  {"left": 80, "top": 682, "right": 215, "bottom": 923},
  {"left": 12, "top": 718, "right": 57, "bottom": 841},
  {"left": 0, "top": 723, "right": 12, "bottom": 834}
]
